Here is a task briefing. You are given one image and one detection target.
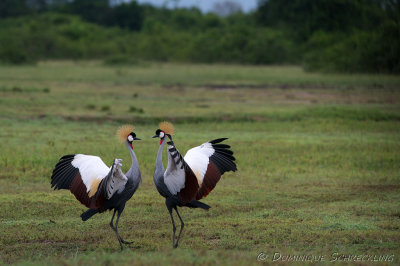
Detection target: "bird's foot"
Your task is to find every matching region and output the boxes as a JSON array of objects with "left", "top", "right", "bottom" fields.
[
  {"left": 173, "top": 243, "right": 179, "bottom": 248},
  {"left": 121, "top": 239, "right": 133, "bottom": 245}
]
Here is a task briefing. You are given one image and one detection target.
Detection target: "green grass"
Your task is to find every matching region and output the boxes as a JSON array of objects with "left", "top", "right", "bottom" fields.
[{"left": 0, "top": 61, "right": 399, "bottom": 265}]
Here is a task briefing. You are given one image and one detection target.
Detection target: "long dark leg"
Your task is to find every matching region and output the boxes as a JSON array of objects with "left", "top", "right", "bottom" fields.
[
  {"left": 110, "top": 209, "right": 124, "bottom": 250},
  {"left": 110, "top": 209, "right": 124, "bottom": 248},
  {"left": 114, "top": 209, "right": 132, "bottom": 248},
  {"left": 168, "top": 209, "right": 177, "bottom": 248},
  {"left": 174, "top": 207, "right": 184, "bottom": 248},
  {"left": 109, "top": 209, "right": 117, "bottom": 229}
]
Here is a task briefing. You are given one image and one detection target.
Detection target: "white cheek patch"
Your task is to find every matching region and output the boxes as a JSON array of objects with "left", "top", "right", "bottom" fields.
[
  {"left": 160, "top": 132, "right": 165, "bottom": 138},
  {"left": 128, "top": 135, "right": 134, "bottom": 142}
]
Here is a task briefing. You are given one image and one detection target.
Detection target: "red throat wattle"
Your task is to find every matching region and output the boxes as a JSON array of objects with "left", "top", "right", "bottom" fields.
[
  {"left": 160, "top": 139, "right": 163, "bottom": 145},
  {"left": 130, "top": 143, "right": 133, "bottom": 149}
]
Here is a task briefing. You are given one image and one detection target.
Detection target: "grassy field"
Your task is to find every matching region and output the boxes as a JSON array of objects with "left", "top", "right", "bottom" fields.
[{"left": 0, "top": 61, "right": 399, "bottom": 265}]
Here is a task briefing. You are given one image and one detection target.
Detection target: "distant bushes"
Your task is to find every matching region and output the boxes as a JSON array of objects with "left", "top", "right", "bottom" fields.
[
  {"left": 256, "top": 0, "right": 400, "bottom": 74},
  {"left": 0, "top": 0, "right": 399, "bottom": 74},
  {"left": 0, "top": 14, "right": 131, "bottom": 64},
  {"left": 0, "top": 13, "right": 296, "bottom": 65},
  {"left": 303, "top": 22, "right": 400, "bottom": 73}
]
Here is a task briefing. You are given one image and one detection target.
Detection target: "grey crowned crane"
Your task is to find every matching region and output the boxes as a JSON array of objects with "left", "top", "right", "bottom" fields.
[
  {"left": 152, "top": 122, "right": 237, "bottom": 248},
  {"left": 50, "top": 125, "right": 141, "bottom": 250}
]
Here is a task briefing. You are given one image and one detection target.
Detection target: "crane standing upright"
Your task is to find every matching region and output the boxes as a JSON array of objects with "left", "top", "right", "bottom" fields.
[
  {"left": 50, "top": 125, "right": 141, "bottom": 249},
  {"left": 152, "top": 122, "right": 237, "bottom": 248}
]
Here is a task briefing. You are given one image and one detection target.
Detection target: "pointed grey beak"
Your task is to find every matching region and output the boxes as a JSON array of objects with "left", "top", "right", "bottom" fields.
[
  {"left": 152, "top": 135, "right": 158, "bottom": 138},
  {"left": 134, "top": 137, "right": 141, "bottom": 140}
]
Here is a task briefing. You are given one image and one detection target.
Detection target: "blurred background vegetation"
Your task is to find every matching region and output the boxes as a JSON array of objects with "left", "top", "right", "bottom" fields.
[{"left": 0, "top": 0, "right": 399, "bottom": 73}]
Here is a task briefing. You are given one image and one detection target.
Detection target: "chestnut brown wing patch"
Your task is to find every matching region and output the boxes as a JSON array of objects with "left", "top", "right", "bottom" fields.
[
  {"left": 69, "top": 172, "right": 91, "bottom": 208},
  {"left": 69, "top": 172, "right": 106, "bottom": 211},
  {"left": 178, "top": 166, "right": 200, "bottom": 203},
  {"left": 196, "top": 161, "right": 221, "bottom": 200},
  {"left": 51, "top": 154, "right": 106, "bottom": 211}
]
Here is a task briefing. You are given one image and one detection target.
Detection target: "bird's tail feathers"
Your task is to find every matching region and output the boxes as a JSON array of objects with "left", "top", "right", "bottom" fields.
[
  {"left": 80, "top": 209, "right": 98, "bottom": 221},
  {"left": 186, "top": 200, "right": 211, "bottom": 210}
]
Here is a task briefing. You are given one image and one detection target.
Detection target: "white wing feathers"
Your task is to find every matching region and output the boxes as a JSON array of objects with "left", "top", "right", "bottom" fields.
[
  {"left": 71, "top": 154, "right": 128, "bottom": 198},
  {"left": 164, "top": 143, "right": 186, "bottom": 195},
  {"left": 71, "top": 154, "right": 110, "bottom": 193},
  {"left": 184, "top": 142, "right": 215, "bottom": 185}
]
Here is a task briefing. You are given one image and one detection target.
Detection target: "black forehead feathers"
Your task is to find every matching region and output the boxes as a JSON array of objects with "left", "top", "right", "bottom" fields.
[
  {"left": 129, "top": 132, "right": 136, "bottom": 138},
  {"left": 155, "top": 129, "right": 161, "bottom": 134}
]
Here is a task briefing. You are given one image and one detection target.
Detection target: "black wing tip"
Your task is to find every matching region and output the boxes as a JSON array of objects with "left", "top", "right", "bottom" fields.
[
  {"left": 209, "top": 137, "right": 237, "bottom": 174},
  {"left": 213, "top": 144, "right": 231, "bottom": 150},
  {"left": 54, "top": 154, "right": 76, "bottom": 167},
  {"left": 209, "top": 138, "right": 228, "bottom": 144},
  {"left": 50, "top": 154, "right": 78, "bottom": 190},
  {"left": 211, "top": 155, "right": 237, "bottom": 174},
  {"left": 60, "top": 154, "right": 76, "bottom": 160}
]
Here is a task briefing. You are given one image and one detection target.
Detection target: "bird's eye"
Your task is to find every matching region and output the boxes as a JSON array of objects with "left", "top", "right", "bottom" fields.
[
  {"left": 127, "top": 135, "right": 134, "bottom": 142},
  {"left": 159, "top": 132, "right": 165, "bottom": 138}
]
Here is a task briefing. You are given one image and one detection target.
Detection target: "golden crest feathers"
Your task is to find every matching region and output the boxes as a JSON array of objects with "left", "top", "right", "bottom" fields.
[
  {"left": 117, "top": 125, "right": 134, "bottom": 142},
  {"left": 159, "top": 121, "right": 175, "bottom": 135}
]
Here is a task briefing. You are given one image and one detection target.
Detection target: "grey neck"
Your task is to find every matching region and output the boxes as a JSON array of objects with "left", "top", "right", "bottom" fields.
[
  {"left": 154, "top": 138, "right": 166, "bottom": 178},
  {"left": 125, "top": 141, "right": 141, "bottom": 184}
]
